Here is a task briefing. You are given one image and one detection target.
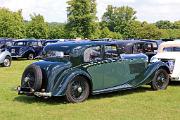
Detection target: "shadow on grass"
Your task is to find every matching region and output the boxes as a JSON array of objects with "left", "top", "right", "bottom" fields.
[
  {"left": 90, "top": 86, "right": 152, "bottom": 100},
  {"left": 14, "top": 96, "right": 68, "bottom": 105},
  {"left": 14, "top": 86, "right": 152, "bottom": 104},
  {"left": 12, "top": 58, "right": 38, "bottom": 61}
]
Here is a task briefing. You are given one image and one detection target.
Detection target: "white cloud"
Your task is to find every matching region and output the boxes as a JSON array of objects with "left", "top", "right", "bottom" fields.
[
  {"left": 0, "top": 0, "right": 180, "bottom": 23},
  {"left": 0, "top": 0, "right": 67, "bottom": 22}
]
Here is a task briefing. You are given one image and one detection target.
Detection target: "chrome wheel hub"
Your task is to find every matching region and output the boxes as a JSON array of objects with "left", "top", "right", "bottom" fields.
[
  {"left": 4, "top": 59, "right": 10, "bottom": 66},
  {"left": 78, "top": 87, "right": 82, "bottom": 93}
]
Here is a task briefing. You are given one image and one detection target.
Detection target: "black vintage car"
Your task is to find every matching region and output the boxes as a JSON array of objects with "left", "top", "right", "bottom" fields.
[{"left": 9, "top": 39, "right": 43, "bottom": 60}]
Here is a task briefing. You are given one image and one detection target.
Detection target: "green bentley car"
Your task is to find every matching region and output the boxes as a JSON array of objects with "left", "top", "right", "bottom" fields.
[{"left": 17, "top": 40, "right": 170, "bottom": 103}]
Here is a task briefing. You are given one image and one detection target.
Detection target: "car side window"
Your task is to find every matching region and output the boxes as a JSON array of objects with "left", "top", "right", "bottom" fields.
[
  {"left": 29, "top": 42, "right": 38, "bottom": 46},
  {"left": 84, "top": 46, "right": 101, "bottom": 62},
  {"left": 133, "top": 43, "right": 144, "bottom": 53},
  {"left": 38, "top": 41, "right": 42, "bottom": 46},
  {"left": 143, "top": 43, "right": 153, "bottom": 52},
  {"left": 104, "top": 45, "right": 118, "bottom": 59},
  {"left": 14, "top": 42, "right": 25, "bottom": 46}
]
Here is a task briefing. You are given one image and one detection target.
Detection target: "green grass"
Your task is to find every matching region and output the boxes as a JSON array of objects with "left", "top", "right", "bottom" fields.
[{"left": 0, "top": 60, "right": 180, "bottom": 120}]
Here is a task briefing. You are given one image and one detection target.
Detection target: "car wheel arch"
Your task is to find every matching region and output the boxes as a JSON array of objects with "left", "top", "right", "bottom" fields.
[
  {"left": 61, "top": 71, "right": 93, "bottom": 95},
  {"left": 158, "top": 66, "right": 170, "bottom": 74},
  {"left": 23, "top": 50, "right": 35, "bottom": 57}
]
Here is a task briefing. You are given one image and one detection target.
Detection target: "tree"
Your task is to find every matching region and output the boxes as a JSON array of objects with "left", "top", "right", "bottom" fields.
[
  {"left": 102, "top": 5, "right": 136, "bottom": 34},
  {"left": 139, "top": 23, "right": 162, "bottom": 39},
  {"left": 174, "top": 21, "right": 180, "bottom": 29},
  {"left": 26, "top": 14, "right": 48, "bottom": 39},
  {"left": 66, "top": 0, "right": 98, "bottom": 39},
  {"left": 155, "top": 20, "right": 173, "bottom": 29},
  {"left": 48, "top": 23, "right": 66, "bottom": 39},
  {"left": 0, "top": 8, "right": 25, "bottom": 38},
  {"left": 123, "top": 21, "right": 142, "bottom": 39},
  {"left": 100, "top": 27, "right": 122, "bottom": 39}
]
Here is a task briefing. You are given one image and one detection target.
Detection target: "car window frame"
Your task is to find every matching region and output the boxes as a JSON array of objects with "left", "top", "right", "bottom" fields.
[
  {"left": 103, "top": 44, "right": 119, "bottom": 60},
  {"left": 83, "top": 45, "right": 103, "bottom": 63}
]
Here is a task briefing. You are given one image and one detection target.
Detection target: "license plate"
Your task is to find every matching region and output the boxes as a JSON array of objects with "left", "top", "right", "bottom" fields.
[{"left": 11, "top": 49, "right": 15, "bottom": 53}]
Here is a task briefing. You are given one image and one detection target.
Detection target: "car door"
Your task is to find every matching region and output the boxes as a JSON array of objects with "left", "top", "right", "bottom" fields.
[
  {"left": 30, "top": 41, "right": 43, "bottom": 55},
  {"left": 102, "top": 44, "right": 133, "bottom": 89},
  {"left": 85, "top": 46, "right": 104, "bottom": 90}
]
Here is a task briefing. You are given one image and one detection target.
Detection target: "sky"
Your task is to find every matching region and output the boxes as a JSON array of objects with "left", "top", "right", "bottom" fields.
[{"left": 0, "top": 0, "right": 180, "bottom": 23}]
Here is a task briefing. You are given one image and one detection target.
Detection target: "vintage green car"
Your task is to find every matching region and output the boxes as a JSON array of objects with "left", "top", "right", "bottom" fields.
[{"left": 17, "top": 41, "right": 170, "bottom": 103}]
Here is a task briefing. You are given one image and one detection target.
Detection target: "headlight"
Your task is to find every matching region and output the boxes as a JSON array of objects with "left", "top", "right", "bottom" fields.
[{"left": 150, "top": 57, "right": 160, "bottom": 63}]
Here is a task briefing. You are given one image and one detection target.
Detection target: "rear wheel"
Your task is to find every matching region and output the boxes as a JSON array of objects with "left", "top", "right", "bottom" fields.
[
  {"left": 27, "top": 53, "right": 34, "bottom": 60},
  {"left": 3, "top": 56, "right": 11, "bottom": 67},
  {"left": 21, "top": 64, "right": 42, "bottom": 91},
  {"left": 151, "top": 69, "right": 169, "bottom": 90},
  {"left": 65, "top": 76, "right": 90, "bottom": 103}
]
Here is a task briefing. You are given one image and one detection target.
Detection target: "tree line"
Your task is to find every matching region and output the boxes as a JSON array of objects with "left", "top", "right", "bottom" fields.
[{"left": 0, "top": 0, "right": 180, "bottom": 40}]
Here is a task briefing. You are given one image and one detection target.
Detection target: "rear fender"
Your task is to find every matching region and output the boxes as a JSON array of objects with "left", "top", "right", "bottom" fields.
[
  {"left": 22, "top": 48, "right": 35, "bottom": 57},
  {"left": 51, "top": 68, "right": 92, "bottom": 96}
]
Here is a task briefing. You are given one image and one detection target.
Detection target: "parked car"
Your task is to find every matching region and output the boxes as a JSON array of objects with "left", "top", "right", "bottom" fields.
[
  {"left": 0, "top": 46, "right": 11, "bottom": 67},
  {"left": 0, "top": 38, "right": 12, "bottom": 67},
  {"left": 8, "top": 39, "right": 43, "bottom": 60},
  {"left": 150, "top": 41, "right": 180, "bottom": 81},
  {"left": 17, "top": 41, "right": 170, "bottom": 103}
]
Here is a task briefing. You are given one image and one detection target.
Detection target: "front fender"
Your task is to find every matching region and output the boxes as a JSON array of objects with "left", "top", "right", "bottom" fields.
[
  {"left": 51, "top": 68, "right": 92, "bottom": 96},
  {"left": 0, "top": 51, "right": 11, "bottom": 63},
  {"left": 128, "top": 61, "right": 170, "bottom": 87},
  {"left": 21, "top": 47, "right": 35, "bottom": 57}
]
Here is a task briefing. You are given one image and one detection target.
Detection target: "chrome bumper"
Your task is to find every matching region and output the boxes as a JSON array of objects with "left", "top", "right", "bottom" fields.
[{"left": 17, "top": 86, "right": 52, "bottom": 97}]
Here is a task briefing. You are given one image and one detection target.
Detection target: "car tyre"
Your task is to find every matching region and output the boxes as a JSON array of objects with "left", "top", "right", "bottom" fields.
[
  {"left": 65, "top": 76, "right": 90, "bottom": 103},
  {"left": 27, "top": 53, "right": 34, "bottom": 60},
  {"left": 3, "top": 56, "right": 11, "bottom": 67},
  {"left": 21, "top": 64, "right": 42, "bottom": 91},
  {"left": 151, "top": 69, "right": 169, "bottom": 90}
]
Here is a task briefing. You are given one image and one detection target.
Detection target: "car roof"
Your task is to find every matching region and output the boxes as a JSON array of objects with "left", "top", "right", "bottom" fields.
[
  {"left": 140, "top": 39, "right": 163, "bottom": 45},
  {"left": 44, "top": 40, "right": 147, "bottom": 52},
  {"left": 13, "top": 39, "right": 40, "bottom": 42},
  {"left": 158, "top": 41, "right": 180, "bottom": 53}
]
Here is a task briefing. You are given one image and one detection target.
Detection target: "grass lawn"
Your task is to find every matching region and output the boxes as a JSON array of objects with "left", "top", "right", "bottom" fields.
[{"left": 0, "top": 60, "right": 180, "bottom": 120}]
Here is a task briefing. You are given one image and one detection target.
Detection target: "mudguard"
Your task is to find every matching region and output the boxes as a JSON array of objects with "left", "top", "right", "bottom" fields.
[
  {"left": 128, "top": 61, "right": 170, "bottom": 87},
  {"left": 21, "top": 47, "right": 35, "bottom": 57},
  {"left": 0, "top": 50, "right": 11, "bottom": 64},
  {"left": 51, "top": 68, "right": 92, "bottom": 96}
]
